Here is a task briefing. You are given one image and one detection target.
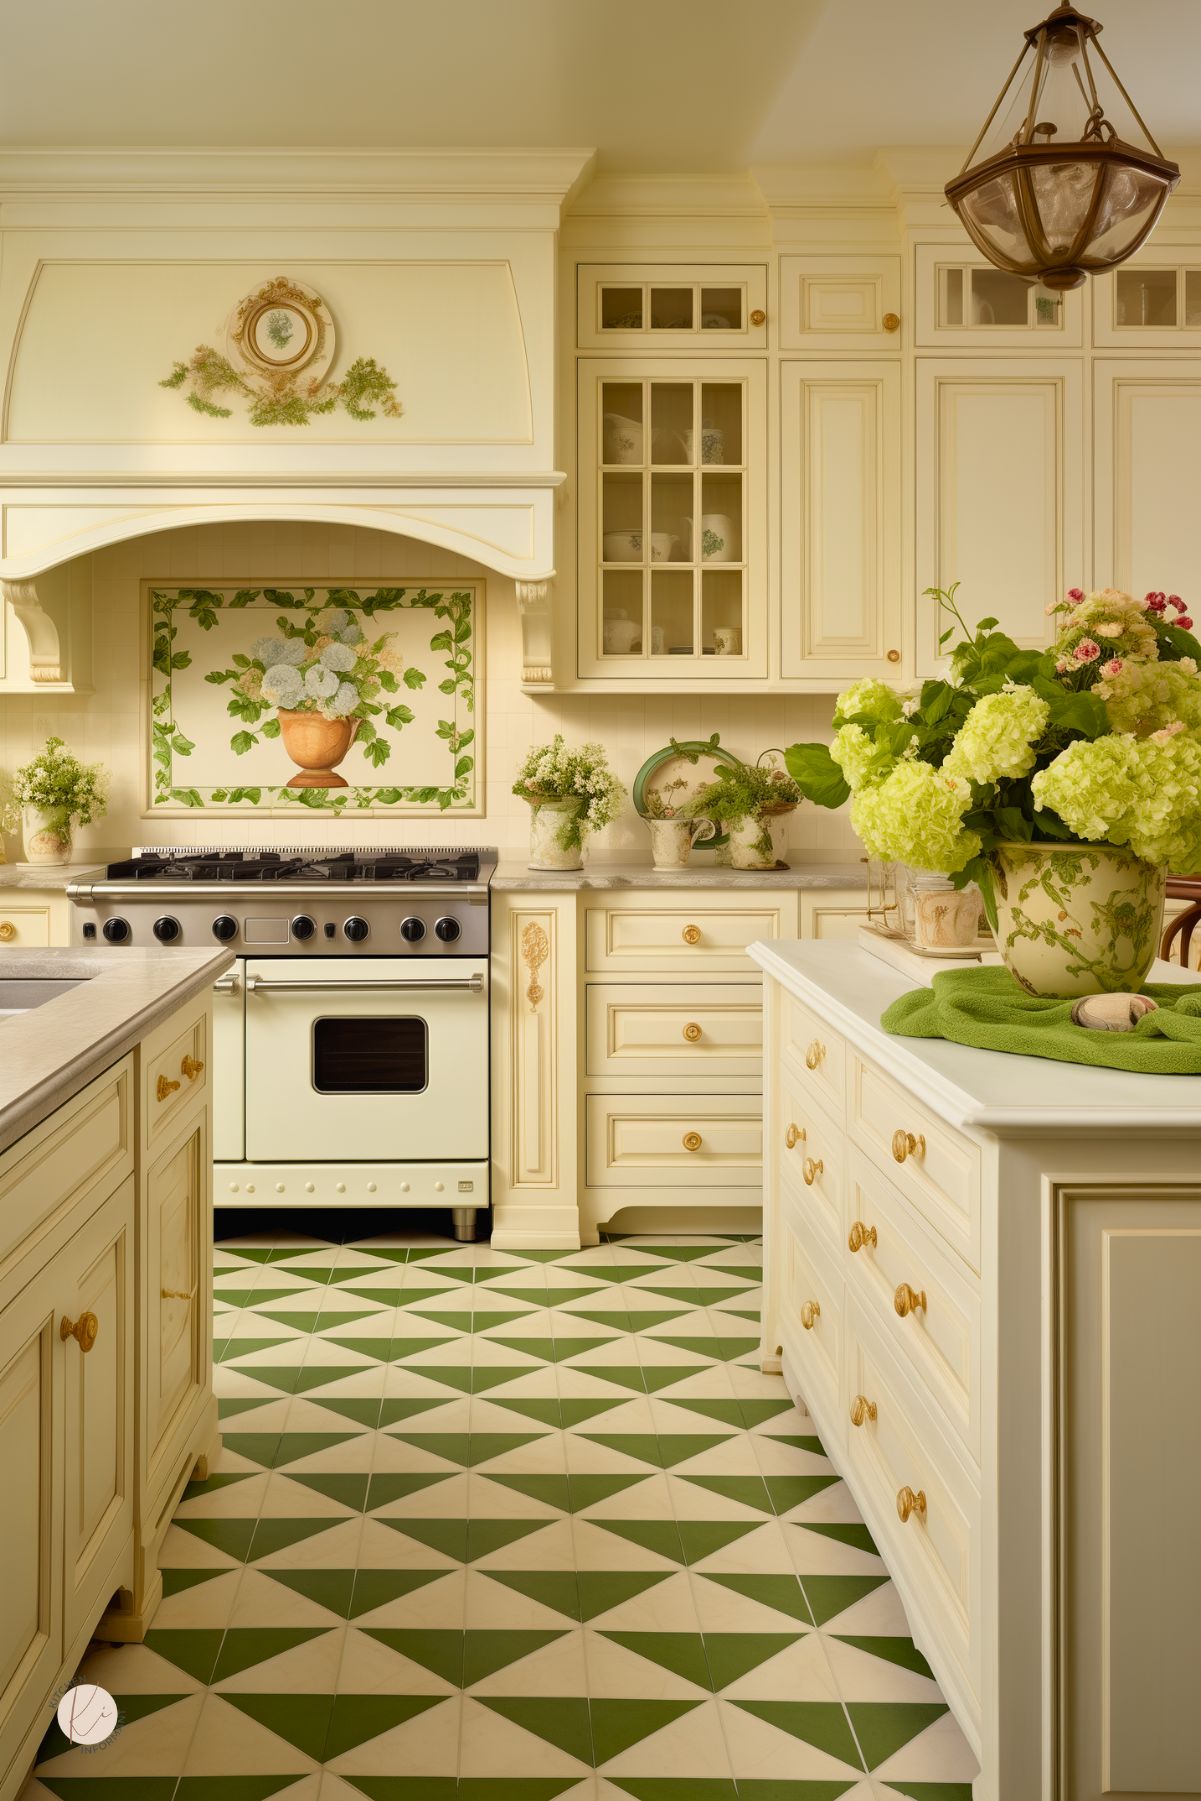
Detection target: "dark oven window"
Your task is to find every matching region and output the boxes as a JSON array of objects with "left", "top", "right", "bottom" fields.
[{"left": 312, "top": 1016, "right": 429, "bottom": 1094}]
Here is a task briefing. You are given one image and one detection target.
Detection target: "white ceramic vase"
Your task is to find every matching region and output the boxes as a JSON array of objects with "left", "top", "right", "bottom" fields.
[
  {"left": 527, "top": 796, "right": 586, "bottom": 872},
  {"left": 646, "top": 816, "right": 717, "bottom": 871},
  {"left": 21, "top": 805, "right": 74, "bottom": 866},
  {"left": 728, "top": 808, "right": 791, "bottom": 871}
]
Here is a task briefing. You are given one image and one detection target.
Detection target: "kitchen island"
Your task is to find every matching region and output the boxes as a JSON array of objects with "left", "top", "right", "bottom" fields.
[
  {"left": 0, "top": 944, "right": 231, "bottom": 1801},
  {"left": 751, "top": 940, "right": 1201, "bottom": 1801}
]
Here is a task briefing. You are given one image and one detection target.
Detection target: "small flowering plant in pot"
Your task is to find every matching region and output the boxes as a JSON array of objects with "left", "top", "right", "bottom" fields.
[
  {"left": 513, "top": 735, "right": 626, "bottom": 871},
  {"left": 3, "top": 736, "right": 107, "bottom": 866},
  {"left": 785, "top": 585, "right": 1201, "bottom": 997},
  {"left": 682, "top": 758, "right": 801, "bottom": 870}
]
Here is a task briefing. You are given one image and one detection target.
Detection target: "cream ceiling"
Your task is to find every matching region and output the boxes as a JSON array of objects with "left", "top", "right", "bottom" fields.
[{"left": 2, "top": 0, "right": 1198, "bottom": 170}]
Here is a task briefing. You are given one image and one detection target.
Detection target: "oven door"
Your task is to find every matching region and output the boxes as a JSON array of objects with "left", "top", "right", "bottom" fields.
[
  {"left": 212, "top": 969, "right": 245, "bottom": 1162},
  {"left": 243, "top": 957, "right": 488, "bottom": 1163}
]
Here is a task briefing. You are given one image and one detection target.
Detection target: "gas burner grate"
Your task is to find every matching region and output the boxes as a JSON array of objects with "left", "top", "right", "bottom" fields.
[{"left": 105, "top": 848, "right": 487, "bottom": 883}]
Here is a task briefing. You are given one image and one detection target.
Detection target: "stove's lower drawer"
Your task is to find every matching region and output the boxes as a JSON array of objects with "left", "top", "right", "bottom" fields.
[{"left": 214, "top": 1161, "right": 489, "bottom": 1210}]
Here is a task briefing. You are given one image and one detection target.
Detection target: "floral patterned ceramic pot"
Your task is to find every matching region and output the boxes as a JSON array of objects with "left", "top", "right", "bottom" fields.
[
  {"left": 646, "top": 816, "right": 717, "bottom": 870},
  {"left": 21, "top": 805, "right": 73, "bottom": 865},
  {"left": 728, "top": 806, "right": 792, "bottom": 871},
  {"left": 991, "top": 841, "right": 1166, "bottom": 998},
  {"left": 527, "top": 796, "right": 587, "bottom": 872},
  {"left": 277, "top": 710, "right": 361, "bottom": 788}
]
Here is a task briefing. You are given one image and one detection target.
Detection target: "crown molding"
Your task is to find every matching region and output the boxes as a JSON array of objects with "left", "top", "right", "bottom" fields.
[{"left": 564, "top": 171, "right": 766, "bottom": 220}]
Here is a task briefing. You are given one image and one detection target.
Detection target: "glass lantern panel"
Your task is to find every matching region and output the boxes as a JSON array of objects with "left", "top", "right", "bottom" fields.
[
  {"left": 700, "top": 287, "right": 742, "bottom": 329},
  {"left": 1085, "top": 165, "right": 1171, "bottom": 264},
  {"left": 602, "top": 570, "right": 645, "bottom": 657},
  {"left": 1114, "top": 268, "right": 1177, "bottom": 328},
  {"left": 1029, "top": 160, "right": 1101, "bottom": 257},
  {"left": 699, "top": 472, "right": 743, "bottom": 567},
  {"left": 699, "top": 383, "right": 743, "bottom": 465},
  {"left": 651, "top": 571, "right": 695, "bottom": 657},
  {"left": 650, "top": 384, "right": 694, "bottom": 463},
  {"left": 600, "top": 287, "right": 643, "bottom": 331},
  {"left": 701, "top": 571, "right": 746, "bottom": 658},
  {"left": 959, "top": 174, "right": 1030, "bottom": 267},
  {"left": 650, "top": 474, "right": 693, "bottom": 564},
  {"left": 649, "top": 287, "right": 694, "bottom": 330},
  {"left": 600, "top": 383, "right": 644, "bottom": 466}
]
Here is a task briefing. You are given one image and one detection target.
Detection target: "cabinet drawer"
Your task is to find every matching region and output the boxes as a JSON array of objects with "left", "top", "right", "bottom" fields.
[
  {"left": 142, "top": 1000, "right": 209, "bottom": 1150},
  {"left": 0, "top": 905, "right": 51, "bottom": 948},
  {"left": 844, "top": 1148, "right": 981, "bottom": 1460},
  {"left": 777, "top": 1070, "right": 843, "bottom": 1248},
  {"left": 849, "top": 1055, "right": 980, "bottom": 1272},
  {"left": 585, "top": 1094, "right": 761, "bottom": 1187},
  {"left": 843, "top": 1300, "right": 981, "bottom": 1701},
  {"left": 585, "top": 896, "right": 795, "bottom": 974},
  {"left": 780, "top": 991, "right": 846, "bottom": 1125},
  {"left": 586, "top": 982, "right": 761, "bottom": 1080},
  {"left": 0, "top": 1060, "right": 133, "bottom": 1272},
  {"left": 779, "top": 1206, "right": 843, "bottom": 1435}
]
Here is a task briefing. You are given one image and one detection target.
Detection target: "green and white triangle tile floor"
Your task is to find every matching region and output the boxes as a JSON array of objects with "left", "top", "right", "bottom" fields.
[{"left": 22, "top": 1233, "right": 979, "bottom": 1801}]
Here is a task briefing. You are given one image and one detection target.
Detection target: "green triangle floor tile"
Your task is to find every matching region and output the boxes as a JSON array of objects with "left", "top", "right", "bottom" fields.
[
  {"left": 249, "top": 1516, "right": 343, "bottom": 1560},
  {"left": 314, "top": 1396, "right": 447, "bottom": 1429},
  {"left": 655, "top": 1398, "right": 783, "bottom": 1429},
  {"left": 221, "top": 1692, "right": 334, "bottom": 1760},
  {"left": 291, "top": 1471, "right": 451, "bottom": 1512},
  {"left": 763, "top": 1434, "right": 826, "bottom": 1455},
  {"left": 175, "top": 1781, "right": 307, "bottom": 1801},
  {"left": 485, "top": 1473, "right": 649, "bottom": 1514},
  {"left": 699, "top": 1573, "right": 814, "bottom": 1625},
  {"left": 364, "top": 1627, "right": 466, "bottom": 1685},
  {"left": 579, "top": 1432, "right": 733, "bottom": 1470},
  {"left": 341, "top": 1785, "right": 458, "bottom": 1801},
  {"left": 589, "top": 1697, "right": 702, "bottom": 1765},
  {"left": 590, "top": 1365, "right": 695, "bottom": 1395},
  {"left": 731, "top": 1701, "right": 863, "bottom": 1769},
  {"left": 222, "top": 1429, "right": 363, "bottom": 1468},
  {"left": 386, "top": 1431, "right": 549, "bottom": 1467},
  {"left": 181, "top": 1470, "right": 257, "bottom": 1500},
  {"left": 794, "top": 1521, "right": 879, "bottom": 1556},
  {"left": 701, "top": 1632, "right": 803, "bottom": 1689},
  {"left": 724, "top": 1786, "right": 856, "bottom": 1800},
  {"left": 490, "top": 1286, "right": 602, "bottom": 1308},
  {"left": 608, "top": 1784, "right": 739, "bottom": 1801},
  {"left": 143, "top": 1627, "right": 225, "bottom": 1683},
  {"left": 215, "top": 1365, "right": 309, "bottom": 1395},
  {"left": 635, "top": 1287, "right": 749, "bottom": 1308},
  {"left": 832, "top": 1635, "right": 934, "bottom": 1679},
  {"left": 321, "top": 1337, "right": 400, "bottom": 1362},
  {"left": 882, "top": 1786, "right": 975, "bottom": 1801},
  {"left": 173, "top": 1516, "right": 258, "bottom": 1562},
  {"left": 302, "top": 1347, "right": 405, "bottom": 1374},
  {"left": 219, "top": 1247, "right": 280, "bottom": 1263},
  {"left": 580, "top": 1519, "right": 680, "bottom": 1565},
  {"left": 796, "top": 1575, "right": 889, "bottom": 1627},
  {"left": 455, "top": 1785, "right": 582, "bottom": 1801},
  {"left": 481, "top": 1571, "right": 581, "bottom": 1620},
  {"left": 216, "top": 1338, "right": 292, "bottom": 1364},
  {"left": 565, "top": 1265, "right": 672, "bottom": 1285},
  {"left": 36, "top": 1693, "right": 188, "bottom": 1765},
  {"left": 763, "top": 1475, "right": 840, "bottom": 1514},
  {"left": 376, "top": 1516, "right": 552, "bottom": 1563},
  {"left": 412, "top": 1312, "right": 479, "bottom": 1333},
  {"left": 212, "top": 1626, "right": 332, "bottom": 1682},
  {"left": 262, "top": 1567, "right": 358, "bottom": 1617},
  {"left": 568, "top": 1308, "right": 686, "bottom": 1331},
  {"left": 677, "top": 1520, "right": 768, "bottom": 1564},
  {"left": 599, "top": 1631, "right": 711, "bottom": 1688},
  {"left": 576, "top": 1569, "right": 675, "bottom": 1620},
  {"left": 218, "top": 1396, "right": 276, "bottom": 1420},
  {"left": 349, "top": 1568, "right": 454, "bottom": 1616},
  {"left": 627, "top": 1245, "right": 726, "bottom": 1263},
  {"left": 719, "top": 1308, "right": 762, "bottom": 1323},
  {"left": 209, "top": 1288, "right": 301, "bottom": 1310},
  {"left": 274, "top": 1265, "right": 340, "bottom": 1284},
  {"left": 489, "top": 1337, "right": 612, "bottom": 1364},
  {"left": 162, "top": 1565, "right": 231, "bottom": 1599},
  {"left": 411, "top": 1365, "right": 540, "bottom": 1395},
  {"left": 256, "top": 1310, "right": 378, "bottom": 1334},
  {"left": 679, "top": 1476, "right": 775, "bottom": 1514},
  {"left": 488, "top": 1396, "right": 628, "bottom": 1428},
  {"left": 653, "top": 1336, "right": 760, "bottom": 1363},
  {"left": 574, "top": 1432, "right": 665, "bottom": 1468},
  {"left": 477, "top": 1697, "right": 593, "bottom": 1765},
  {"left": 39, "top": 1783, "right": 179, "bottom": 1800},
  {"left": 845, "top": 1702, "right": 949, "bottom": 1770}
]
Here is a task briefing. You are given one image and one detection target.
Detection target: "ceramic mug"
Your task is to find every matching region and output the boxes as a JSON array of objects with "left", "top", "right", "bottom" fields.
[
  {"left": 681, "top": 515, "right": 736, "bottom": 562},
  {"left": 713, "top": 626, "right": 742, "bottom": 656},
  {"left": 603, "top": 412, "right": 643, "bottom": 464},
  {"left": 646, "top": 815, "right": 717, "bottom": 871},
  {"left": 648, "top": 532, "right": 677, "bottom": 562},
  {"left": 679, "top": 425, "right": 725, "bottom": 465}
]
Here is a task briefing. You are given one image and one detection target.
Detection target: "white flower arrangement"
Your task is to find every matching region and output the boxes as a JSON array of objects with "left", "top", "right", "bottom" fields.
[
  {"left": 2, "top": 735, "right": 108, "bottom": 832},
  {"left": 512, "top": 734, "right": 626, "bottom": 852}
]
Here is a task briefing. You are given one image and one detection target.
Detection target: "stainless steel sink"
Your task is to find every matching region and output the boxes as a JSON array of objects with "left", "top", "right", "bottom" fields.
[{"left": 0, "top": 977, "right": 84, "bottom": 1017}]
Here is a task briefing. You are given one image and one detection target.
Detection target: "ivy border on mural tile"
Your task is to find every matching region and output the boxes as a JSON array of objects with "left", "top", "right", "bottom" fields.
[{"left": 145, "top": 580, "right": 482, "bottom": 815}]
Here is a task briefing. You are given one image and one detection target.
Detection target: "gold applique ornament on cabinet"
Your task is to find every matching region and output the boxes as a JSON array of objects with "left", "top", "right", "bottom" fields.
[
  {"left": 160, "top": 275, "right": 404, "bottom": 426},
  {"left": 520, "top": 922, "right": 550, "bottom": 1012}
]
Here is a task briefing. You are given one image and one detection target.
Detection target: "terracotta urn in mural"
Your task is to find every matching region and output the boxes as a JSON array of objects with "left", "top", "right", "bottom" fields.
[{"left": 277, "top": 710, "right": 361, "bottom": 788}]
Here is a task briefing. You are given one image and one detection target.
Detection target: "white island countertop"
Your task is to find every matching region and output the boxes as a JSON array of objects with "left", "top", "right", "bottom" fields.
[
  {"left": 0, "top": 945, "right": 234, "bottom": 1156},
  {"left": 750, "top": 940, "right": 1201, "bottom": 1136}
]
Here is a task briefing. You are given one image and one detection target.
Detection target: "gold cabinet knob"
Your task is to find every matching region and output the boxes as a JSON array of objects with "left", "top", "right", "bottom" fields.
[
  {"left": 850, "top": 1393, "right": 878, "bottom": 1427},
  {"left": 180, "top": 1054, "right": 205, "bottom": 1081},
  {"left": 848, "top": 1219, "right": 877, "bottom": 1254},
  {"left": 156, "top": 1073, "right": 181, "bottom": 1102},
  {"left": 799, "top": 1298, "right": 821, "bottom": 1330},
  {"left": 894, "top": 1282, "right": 927, "bottom": 1318},
  {"left": 804, "top": 1039, "right": 825, "bottom": 1071},
  {"left": 0, "top": 921, "right": 15, "bottom": 943},
  {"left": 161, "top": 1286, "right": 193, "bottom": 1302},
  {"left": 682, "top": 1022, "right": 702, "bottom": 1043},
  {"left": 802, "top": 1156, "right": 824, "bottom": 1187},
  {"left": 896, "top": 1484, "right": 927, "bottom": 1524},
  {"left": 784, "top": 1122, "right": 805, "bottom": 1150},
  {"left": 682, "top": 923, "right": 702, "bottom": 946},
  {"left": 60, "top": 1310, "right": 99, "bottom": 1354},
  {"left": 886, "top": 649, "right": 902, "bottom": 664},
  {"left": 682, "top": 1131, "right": 703, "bottom": 1152},
  {"left": 891, "top": 1129, "right": 926, "bottom": 1164},
  {"left": 883, "top": 311, "right": 901, "bottom": 333},
  {"left": 749, "top": 307, "right": 767, "bottom": 326}
]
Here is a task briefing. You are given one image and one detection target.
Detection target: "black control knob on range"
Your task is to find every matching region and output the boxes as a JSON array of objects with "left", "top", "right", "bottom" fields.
[
  {"left": 434, "top": 916, "right": 462, "bottom": 943},
  {"left": 211, "top": 915, "right": 238, "bottom": 943},
  {"left": 400, "top": 916, "right": 426, "bottom": 943},
  {"left": 153, "top": 916, "right": 181, "bottom": 944},
  {"left": 290, "top": 915, "right": 316, "bottom": 942},
  {"left": 102, "top": 917, "right": 130, "bottom": 944},
  {"left": 343, "top": 916, "right": 370, "bottom": 943}
]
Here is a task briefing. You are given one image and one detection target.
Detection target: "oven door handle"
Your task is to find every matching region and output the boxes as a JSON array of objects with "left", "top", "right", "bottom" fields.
[
  {"left": 213, "top": 973, "right": 242, "bottom": 995},
  {"left": 243, "top": 973, "right": 485, "bottom": 996}
]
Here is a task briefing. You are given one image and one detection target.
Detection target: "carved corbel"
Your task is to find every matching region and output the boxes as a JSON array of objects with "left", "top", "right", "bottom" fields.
[
  {"left": 1, "top": 580, "right": 63, "bottom": 683},
  {"left": 515, "top": 579, "right": 554, "bottom": 686}
]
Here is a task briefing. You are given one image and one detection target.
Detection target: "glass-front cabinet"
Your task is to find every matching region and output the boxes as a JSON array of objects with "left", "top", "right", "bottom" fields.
[
  {"left": 1094, "top": 255, "right": 1201, "bottom": 346},
  {"left": 577, "top": 264, "right": 768, "bottom": 351},
  {"left": 914, "top": 244, "right": 1084, "bottom": 348},
  {"left": 577, "top": 358, "right": 767, "bottom": 679}
]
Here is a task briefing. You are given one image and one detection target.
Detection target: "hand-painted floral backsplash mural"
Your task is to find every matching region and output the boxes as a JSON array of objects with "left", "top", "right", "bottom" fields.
[{"left": 149, "top": 583, "right": 479, "bottom": 814}]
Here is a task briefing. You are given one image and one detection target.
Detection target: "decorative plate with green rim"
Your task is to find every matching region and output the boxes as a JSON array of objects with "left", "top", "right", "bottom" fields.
[{"left": 632, "top": 734, "right": 742, "bottom": 849}]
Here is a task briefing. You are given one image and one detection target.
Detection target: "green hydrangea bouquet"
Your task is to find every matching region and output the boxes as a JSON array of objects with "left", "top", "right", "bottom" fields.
[{"left": 786, "top": 585, "right": 1201, "bottom": 996}]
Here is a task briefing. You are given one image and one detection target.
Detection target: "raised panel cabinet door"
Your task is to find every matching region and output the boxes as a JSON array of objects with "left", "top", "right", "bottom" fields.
[
  {"left": 61, "top": 1177, "right": 134, "bottom": 1651},
  {"left": 0, "top": 1285, "right": 62, "bottom": 1763},
  {"left": 144, "top": 1115, "right": 208, "bottom": 1486},
  {"left": 780, "top": 361, "right": 902, "bottom": 679},
  {"left": 1094, "top": 361, "right": 1201, "bottom": 600},
  {"left": 1060, "top": 1187, "right": 1201, "bottom": 1800},
  {"left": 779, "top": 255, "right": 903, "bottom": 350},
  {"left": 915, "top": 358, "right": 1084, "bottom": 672}
]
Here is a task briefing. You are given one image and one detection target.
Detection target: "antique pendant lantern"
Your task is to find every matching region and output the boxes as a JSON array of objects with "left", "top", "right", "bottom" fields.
[{"left": 945, "top": 3, "right": 1179, "bottom": 290}]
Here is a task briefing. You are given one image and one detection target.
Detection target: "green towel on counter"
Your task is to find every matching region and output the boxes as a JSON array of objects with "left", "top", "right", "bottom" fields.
[{"left": 881, "top": 966, "right": 1201, "bottom": 1074}]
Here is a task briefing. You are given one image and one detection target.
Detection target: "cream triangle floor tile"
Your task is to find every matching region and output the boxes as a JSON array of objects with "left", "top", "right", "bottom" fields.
[
  {"left": 465, "top": 1627, "right": 587, "bottom": 1697},
  {"left": 355, "top": 1513, "right": 468, "bottom": 1570},
  {"left": 227, "top": 1566, "right": 352, "bottom": 1629},
  {"left": 821, "top": 1635, "right": 942, "bottom": 1703},
  {"left": 716, "top": 1628, "right": 842, "bottom": 1703},
  {"left": 715, "top": 1696, "right": 864, "bottom": 1783},
  {"left": 253, "top": 1517, "right": 365, "bottom": 1571},
  {"left": 337, "top": 1623, "right": 463, "bottom": 1696},
  {"left": 344, "top": 1567, "right": 469, "bottom": 1628},
  {"left": 866, "top": 1709, "right": 978, "bottom": 1783},
  {"left": 174, "top": 1471, "right": 271, "bottom": 1516},
  {"left": 687, "top": 1568, "right": 814, "bottom": 1633},
  {"left": 458, "top": 1693, "right": 590, "bottom": 1778},
  {"left": 596, "top": 1696, "right": 730, "bottom": 1780},
  {"left": 814, "top": 1582, "right": 913, "bottom": 1638},
  {"left": 34, "top": 1691, "right": 207, "bottom": 1782},
  {"left": 213, "top": 1626, "right": 347, "bottom": 1694},
  {"left": 147, "top": 1565, "right": 247, "bottom": 1628},
  {"left": 573, "top": 1569, "right": 699, "bottom": 1634},
  {"left": 583, "top": 1630, "right": 708, "bottom": 1703}
]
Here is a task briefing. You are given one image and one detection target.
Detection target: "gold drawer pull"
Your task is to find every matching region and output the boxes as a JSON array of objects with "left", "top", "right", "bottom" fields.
[
  {"left": 883, "top": 311, "right": 901, "bottom": 333},
  {"left": 892, "top": 1129, "right": 926, "bottom": 1164},
  {"left": 0, "top": 921, "right": 15, "bottom": 943},
  {"left": 682, "top": 1131, "right": 703, "bottom": 1152},
  {"left": 894, "top": 1282, "right": 927, "bottom": 1318},
  {"left": 896, "top": 1484, "right": 927, "bottom": 1524},
  {"left": 886, "top": 648, "right": 902, "bottom": 664},
  {"left": 60, "top": 1311, "right": 99, "bottom": 1354},
  {"left": 804, "top": 1039, "right": 826, "bottom": 1070},
  {"left": 682, "top": 923, "right": 702, "bottom": 946},
  {"left": 799, "top": 1298, "right": 821, "bottom": 1330},
  {"left": 156, "top": 1074, "right": 181, "bottom": 1102},
  {"left": 785, "top": 1122, "right": 805, "bottom": 1149},
  {"left": 848, "top": 1220, "right": 877, "bottom": 1254},
  {"left": 802, "top": 1156, "right": 824, "bottom": 1187},
  {"left": 180, "top": 1054, "right": 205, "bottom": 1081},
  {"left": 749, "top": 307, "right": 767, "bottom": 326},
  {"left": 682, "top": 1022, "right": 702, "bottom": 1043},
  {"left": 850, "top": 1393, "right": 877, "bottom": 1427},
  {"left": 161, "top": 1286, "right": 193, "bottom": 1302}
]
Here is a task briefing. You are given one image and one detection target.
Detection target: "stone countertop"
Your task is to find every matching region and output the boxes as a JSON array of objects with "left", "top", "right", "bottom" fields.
[
  {"left": 491, "top": 858, "right": 869, "bottom": 892},
  {"left": 0, "top": 860, "right": 109, "bottom": 892},
  {"left": 0, "top": 946, "right": 235, "bottom": 1158}
]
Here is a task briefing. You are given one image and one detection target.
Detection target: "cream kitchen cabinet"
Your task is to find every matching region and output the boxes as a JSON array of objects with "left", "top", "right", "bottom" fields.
[
  {"left": 1093, "top": 359, "right": 1201, "bottom": 601},
  {"left": 780, "top": 360, "right": 902, "bottom": 679},
  {"left": 915, "top": 357, "right": 1085, "bottom": 671},
  {"left": 1094, "top": 252, "right": 1201, "bottom": 347},
  {"left": 778, "top": 255, "right": 903, "bottom": 350},
  {"left": 576, "top": 262, "right": 768, "bottom": 351},
  {"left": 0, "top": 889, "right": 71, "bottom": 948},
  {"left": 913, "top": 243, "right": 1083, "bottom": 349},
  {"left": 798, "top": 887, "right": 873, "bottom": 942}
]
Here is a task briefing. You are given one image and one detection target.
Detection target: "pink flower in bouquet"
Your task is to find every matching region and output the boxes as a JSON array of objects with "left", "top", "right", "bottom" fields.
[
  {"left": 1144, "top": 591, "right": 1167, "bottom": 612},
  {"left": 1073, "top": 638, "right": 1101, "bottom": 663},
  {"left": 1151, "top": 720, "right": 1187, "bottom": 743},
  {"left": 1101, "top": 658, "right": 1124, "bottom": 677},
  {"left": 1168, "top": 594, "right": 1187, "bottom": 611},
  {"left": 1067, "top": 587, "right": 1084, "bottom": 601}
]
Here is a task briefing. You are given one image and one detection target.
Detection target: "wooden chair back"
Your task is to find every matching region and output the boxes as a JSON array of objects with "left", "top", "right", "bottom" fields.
[{"left": 1161, "top": 878, "right": 1201, "bottom": 966}]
